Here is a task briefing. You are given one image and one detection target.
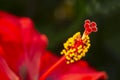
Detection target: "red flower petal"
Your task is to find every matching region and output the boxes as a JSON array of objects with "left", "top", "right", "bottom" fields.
[
  {"left": 0, "top": 11, "right": 18, "bottom": 19},
  {"left": 0, "top": 14, "right": 22, "bottom": 73},
  {"left": 0, "top": 71, "right": 9, "bottom": 80},
  {"left": 60, "top": 72, "right": 107, "bottom": 80},
  {"left": 0, "top": 11, "right": 48, "bottom": 79},
  {"left": 40, "top": 51, "right": 58, "bottom": 76},
  {"left": 0, "top": 57, "right": 19, "bottom": 80},
  {"left": 0, "top": 17, "right": 21, "bottom": 42},
  {"left": 46, "top": 59, "right": 108, "bottom": 80}
]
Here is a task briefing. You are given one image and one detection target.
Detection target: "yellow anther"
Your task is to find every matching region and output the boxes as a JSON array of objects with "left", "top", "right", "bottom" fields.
[
  {"left": 61, "top": 32, "right": 91, "bottom": 64},
  {"left": 74, "top": 32, "right": 81, "bottom": 38},
  {"left": 83, "top": 49, "right": 88, "bottom": 53},
  {"left": 66, "top": 56, "right": 71, "bottom": 60},
  {"left": 61, "top": 52, "right": 63, "bottom": 55},
  {"left": 78, "top": 49, "right": 82, "bottom": 53},
  {"left": 81, "top": 52, "right": 86, "bottom": 57},
  {"left": 68, "top": 44, "right": 72, "bottom": 46},
  {"left": 78, "top": 55, "right": 82, "bottom": 59},
  {"left": 61, "top": 49, "right": 66, "bottom": 53},
  {"left": 64, "top": 43, "right": 68, "bottom": 49},
  {"left": 87, "top": 44, "right": 91, "bottom": 47},
  {"left": 72, "top": 48, "right": 76, "bottom": 52},
  {"left": 69, "top": 49, "right": 74, "bottom": 53},
  {"left": 77, "top": 45, "right": 82, "bottom": 49},
  {"left": 66, "top": 61, "right": 70, "bottom": 64},
  {"left": 70, "top": 59, "right": 74, "bottom": 63},
  {"left": 65, "top": 51, "right": 70, "bottom": 56},
  {"left": 74, "top": 57, "right": 78, "bottom": 61},
  {"left": 70, "top": 53, "right": 74, "bottom": 57}
]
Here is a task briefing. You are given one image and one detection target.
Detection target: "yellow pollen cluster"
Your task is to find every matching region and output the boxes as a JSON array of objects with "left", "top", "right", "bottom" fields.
[{"left": 61, "top": 32, "right": 90, "bottom": 64}]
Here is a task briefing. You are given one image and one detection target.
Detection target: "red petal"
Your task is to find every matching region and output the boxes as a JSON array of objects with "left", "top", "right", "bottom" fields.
[
  {"left": 0, "top": 17, "right": 21, "bottom": 42},
  {"left": 0, "top": 17, "right": 22, "bottom": 73},
  {"left": 19, "top": 17, "right": 35, "bottom": 44},
  {"left": 0, "top": 11, "right": 48, "bottom": 80},
  {"left": 0, "top": 57, "right": 19, "bottom": 80},
  {"left": 0, "top": 11, "right": 18, "bottom": 19},
  {"left": 1, "top": 42, "right": 23, "bottom": 73},
  {"left": 60, "top": 72, "right": 107, "bottom": 80},
  {"left": 0, "top": 71, "right": 9, "bottom": 80},
  {"left": 19, "top": 17, "right": 48, "bottom": 48},
  {"left": 39, "top": 51, "right": 58, "bottom": 75},
  {"left": 47, "top": 59, "right": 108, "bottom": 80}
]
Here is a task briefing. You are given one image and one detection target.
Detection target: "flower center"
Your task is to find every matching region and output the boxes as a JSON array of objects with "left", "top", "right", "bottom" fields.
[{"left": 61, "top": 19, "right": 97, "bottom": 64}]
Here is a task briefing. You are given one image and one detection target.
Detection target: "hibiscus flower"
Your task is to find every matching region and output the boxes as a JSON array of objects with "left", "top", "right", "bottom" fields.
[{"left": 0, "top": 11, "right": 108, "bottom": 80}]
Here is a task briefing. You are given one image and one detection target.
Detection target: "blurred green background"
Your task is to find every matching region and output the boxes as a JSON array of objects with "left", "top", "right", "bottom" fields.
[{"left": 0, "top": 0, "right": 120, "bottom": 80}]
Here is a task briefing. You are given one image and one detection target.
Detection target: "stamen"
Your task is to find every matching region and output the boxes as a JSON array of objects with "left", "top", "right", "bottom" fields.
[
  {"left": 61, "top": 19, "right": 97, "bottom": 64},
  {"left": 39, "top": 19, "right": 98, "bottom": 80}
]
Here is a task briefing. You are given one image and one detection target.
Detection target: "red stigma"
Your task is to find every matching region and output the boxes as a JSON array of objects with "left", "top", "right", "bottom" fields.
[{"left": 84, "top": 19, "right": 98, "bottom": 35}]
